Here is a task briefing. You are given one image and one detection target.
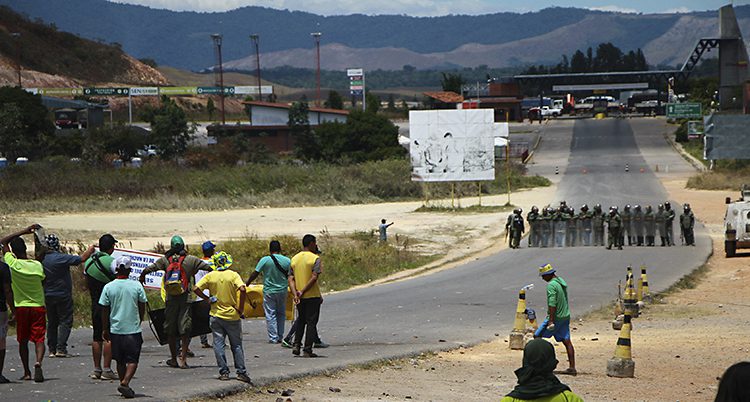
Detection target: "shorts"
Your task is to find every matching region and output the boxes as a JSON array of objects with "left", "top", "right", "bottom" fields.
[
  {"left": 111, "top": 333, "right": 143, "bottom": 364},
  {"left": 16, "top": 306, "right": 46, "bottom": 343},
  {"left": 164, "top": 293, "right": 191, "bottom": 337},
  {"left": 0, "top": 311, "right": 7, "bottom": 349},
  {"left": 534, "top": 318, "right": 571, "bottom": 342},
  {"left": 88, "top": 276, "right": 107, "bottom": 342}
]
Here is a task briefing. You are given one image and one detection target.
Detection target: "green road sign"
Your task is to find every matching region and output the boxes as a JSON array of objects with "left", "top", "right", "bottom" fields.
[
  {"left": 666, "top": 102, "right": 702, "bottom": 118},
  {"left": 197, "top": 86, "right": 235, "bottom": 95},
  {"left": 35, "top": 88, "right": 84, "bottom": 96},
  {"left": 159, "top": 86, "right": 198, "bottom": 95},
  {"left": 84, "top": 87, "right": 130, "bottom": 96}
]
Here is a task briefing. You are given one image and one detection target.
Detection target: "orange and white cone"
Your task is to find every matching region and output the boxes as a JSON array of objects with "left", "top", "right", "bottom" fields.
[
  {"left": 509, "top": 289, "right": 527, "bottom": 350},
  {"left": 607, "top": 310, "right": 635, "bottom": 377}
]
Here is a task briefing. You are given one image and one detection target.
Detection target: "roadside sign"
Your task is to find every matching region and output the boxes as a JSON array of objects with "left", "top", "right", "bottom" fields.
[
  {"left": 197, "top": 86, "right": 235, "bottom": 95},
  {"left": 32, "top": 88, "right": 84, "bottom": 96},
  {"left": 159, "top": 86, "right": 198, "bottom": 95},
  {"left": 84, "top": 87, "right": 130, "bottom": 96},
  {"left": 130, "top": 87, "right": 159, "bottom": 96},
  {"left": 666, "top": 102, "right": 702, "bottom": 119},
  {"left": 347, "top": 68, "right": 363, "bottom": 77},
  {"left": 234, "top": 85, "right": 273, "bottom": 95},
  {"left": 687, "top": 120, "right": 704, "bottom": 139}
]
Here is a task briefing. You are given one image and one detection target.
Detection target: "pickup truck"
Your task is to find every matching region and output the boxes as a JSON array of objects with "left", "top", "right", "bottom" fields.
[{"left": 529, "top": 105, "right": 562, "bottom": 118}]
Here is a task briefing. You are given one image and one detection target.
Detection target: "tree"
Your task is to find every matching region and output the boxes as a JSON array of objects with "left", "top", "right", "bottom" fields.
[
  {"left": 570, "top": 50, "right": 588, "bottom": 73},
  {"left": 206, "top": 97, "right": 216, "bottom": 121},
  {"left": 305, "top": 110, "right": 405, "bottom": 163},
  {"left": 366, "top": 92, "right": 381, "bottom": 114},
  {"left": 0, "top": 86, "right": 55, "bottom": 161},
  {"left": 586, "top": 47, "right": 593, "bottom": 72},
  {"left": 325, "top": 90, "right": 344, "bottom": 110},
  {"left": 288, "top": 101, "right": 316, "bottom": 159},
  {"left": 387, "top": 94, "right": 396, "bottom": 111},
  {"left": 593, "top": 42, "right": 624, "bottom": 72},
  {"left": 441, "top": 72, "right": 464, "bottom": 94},
  {"left": 143, "top": 96, "right": 192, "bottom": 159}
]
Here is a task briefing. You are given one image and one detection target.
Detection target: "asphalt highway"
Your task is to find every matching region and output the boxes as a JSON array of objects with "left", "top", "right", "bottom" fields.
[{"left": 1, "top": 118, "right": 711, "bottom": 401}]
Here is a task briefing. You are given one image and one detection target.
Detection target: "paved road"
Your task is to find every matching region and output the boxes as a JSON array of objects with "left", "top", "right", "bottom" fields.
[{"left": 2, "top": 118, "right": 711, "bottom": 401}]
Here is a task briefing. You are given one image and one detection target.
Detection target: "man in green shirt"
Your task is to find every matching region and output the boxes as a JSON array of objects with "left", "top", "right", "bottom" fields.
[
  {"left": 534, "top": 263, "right": 576, "bottom": 376},
  {"left": 83, "top": 234, "right": 119, "bottom": 380},
  {"left": 0, "top": 225, "right": 47, "bottom": 382},
  {"left": 246, "top": 240, "right": 290, "bottom": 344},
  {"left": 139, "top": 235, "right": 211, "bottom": 368}
]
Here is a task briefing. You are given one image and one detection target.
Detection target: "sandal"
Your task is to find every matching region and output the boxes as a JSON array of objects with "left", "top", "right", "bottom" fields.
[
  {"left": 166, "top": 358, "right": 179, "bottom": 368},
  {"left": 556, "top": 368, "right": 577, "bottom": 376}
]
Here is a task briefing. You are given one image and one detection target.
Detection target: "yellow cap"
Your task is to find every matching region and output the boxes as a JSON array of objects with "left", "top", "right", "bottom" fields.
[{"left": 539, "top": 263, "right": 556, "bottom": 276}]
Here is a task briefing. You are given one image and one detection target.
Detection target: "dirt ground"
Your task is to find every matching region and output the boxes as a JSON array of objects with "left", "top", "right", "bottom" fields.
[{"left": 211, "top": 183, "right": 746, "bottom": 401}]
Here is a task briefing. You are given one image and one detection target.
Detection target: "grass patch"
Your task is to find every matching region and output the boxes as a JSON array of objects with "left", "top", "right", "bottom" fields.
[
  {"left": 414, "top": 204, "right": 515, "bottom": 214},
  {"left": 659, "top": 263, "right": 710, "bottom": 296},
  {"left": 62, "top": 232, "right": 437, "bottom": 328},
  {"left": 0, "top": 159, "right": 549, "bottom": 213}
]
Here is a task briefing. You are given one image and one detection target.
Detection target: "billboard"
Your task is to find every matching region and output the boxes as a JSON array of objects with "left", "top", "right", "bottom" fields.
[
  {"left": 107, "top": 248, "right": 164, "bottom": 290},
  {"left": 704, "top": 114, "right": 750, "bottom": 160},
  {"left": 409, "top": 109, "right": 496, "bottom": 182}
]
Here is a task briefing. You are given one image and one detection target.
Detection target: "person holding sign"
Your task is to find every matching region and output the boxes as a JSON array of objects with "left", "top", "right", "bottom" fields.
[{"left": 139, "top": 236, "right": 211, "bottom": 369}]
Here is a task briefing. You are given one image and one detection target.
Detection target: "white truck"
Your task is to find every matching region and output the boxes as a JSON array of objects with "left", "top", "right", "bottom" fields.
[
  {"left": 529, "top": 105, "right": 562, "bottom": 118},
  {"left": 725, "top": 185, "right": 750, "bottom": 257}
]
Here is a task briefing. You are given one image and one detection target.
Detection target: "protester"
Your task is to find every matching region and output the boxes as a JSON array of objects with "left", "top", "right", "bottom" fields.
[
  {"left": 100, "top": 256, "right": 147, "bottom": 399},
  {"left": 0, "top": 225, "right": 47, "bottom": 382},
  {"left": 715, "top": 361, "right": 750, "bottom": 402},
  {"left": 0, "top": 258, "right": 13, "bottom": 384},
  {"left": 83, "top": 234, "right": 119, "bottom": 380},
  {"left": 288, "top": 234, "right": 324, "bottom": 357},
  {"left": 139, "top": 235, "right": 211, "bottom": 369},
  {"left": 378, "top": 219, "right": 395, "bottom": 242},
  {"left": 535, "top": 263, "right": 576, "bottom": 376},
  {"left": 501, "top": 338, "right": 584, "bottom": 402},
  {"left": 194, "top": 252, "right": 252, "bottom": 383},
  {"left": 195, "top": 241, "right": 217, "bottom": 349},
  {"left": 35, "top": 230, "right": 95, "bottom": 358},
  {"left": 246, "top": 240, "right": 290, "bottom": 344}
]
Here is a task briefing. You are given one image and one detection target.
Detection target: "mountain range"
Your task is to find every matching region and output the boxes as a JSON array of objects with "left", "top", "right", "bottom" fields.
[{"left": 2, "top": 0, "right": 747, "bottom": 72}]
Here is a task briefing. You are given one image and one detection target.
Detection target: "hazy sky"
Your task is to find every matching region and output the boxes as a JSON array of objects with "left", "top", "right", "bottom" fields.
[{"left": 111, "top": 0, "right": 749, "bottom": 16}]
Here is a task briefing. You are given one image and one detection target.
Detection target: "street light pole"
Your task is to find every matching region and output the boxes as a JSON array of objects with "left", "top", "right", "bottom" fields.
[
  {"left": 211, "top": 33, "right": 226, "bottom": 125},
  {"left": 250, "top": 34, "right": 262, "bottom": 102},
  {"left": 311, "top": 32, "right": 322, "bottom": 107},
  {"left": 11, "top": 32, "right": 21, "bottom": 88}
]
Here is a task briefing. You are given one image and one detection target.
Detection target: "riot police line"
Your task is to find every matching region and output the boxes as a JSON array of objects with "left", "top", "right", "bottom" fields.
[{"left": 505, "top": 201, "right": 696, "bottom": 249}]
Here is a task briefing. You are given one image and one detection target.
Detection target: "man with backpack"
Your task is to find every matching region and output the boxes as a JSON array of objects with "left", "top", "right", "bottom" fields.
[
  {"left": 139, "top": 235, "right": 211, "bottom": 369},
  {"left": 83, "top": 234, "right": 120, "bottom": 380},
  {"left": 246, "top": 240, "right": 290, "bottom": 344}
]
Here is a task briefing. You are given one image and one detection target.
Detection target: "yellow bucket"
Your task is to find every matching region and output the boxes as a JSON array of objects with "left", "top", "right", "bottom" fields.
[
  {"left": 240, "top": 285, "right": 294, "bottom": 320},
  {"left": 595, "top": 113, "right": 606, "bottom": 119}
]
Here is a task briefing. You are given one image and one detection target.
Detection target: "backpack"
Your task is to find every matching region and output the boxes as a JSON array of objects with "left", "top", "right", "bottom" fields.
[{"left": 164, "top": 255, "right": 188, "bottom": 296}]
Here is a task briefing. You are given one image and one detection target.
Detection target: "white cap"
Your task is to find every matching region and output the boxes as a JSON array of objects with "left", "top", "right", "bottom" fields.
[{"left": 111, "top": 256, "right": 132, "bottom": 273}]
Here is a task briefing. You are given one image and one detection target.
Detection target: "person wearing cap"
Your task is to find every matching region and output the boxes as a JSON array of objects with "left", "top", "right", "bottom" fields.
[
  {"left": 501, "top": 338, "right": 583, "bottom": 402},
  {"left": 288, "top": 234, "right": 324, "bottom": 358},
  {"left": 534, "top": 264, "right": 576, "bottom": 376},
  {"left": 100, "top": 256, "right": 148, "bottom": 399},
  {"left": 246, "top": 240, "right": 291, "bottom": 344},
  {"left": 33, "top": 226, "right": 96, "bottom": 358},
  {"left": 83, "top": 234, "right": 119, "bottom": 380},
  {"left": 195, "top": 241, "right": 217, "bottom": 348},
  {"left": 139, "top": 235, "right": 211, "bottom": 369},
  {"left": 194, "top": 252, "right": 252, "bottom": 383},
  {"left": 0, "top": 224, "right": 47, "bottom": 382}
]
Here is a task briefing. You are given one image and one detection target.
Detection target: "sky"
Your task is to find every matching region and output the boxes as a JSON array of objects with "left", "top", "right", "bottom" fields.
[{"left": 111, "top": 0, "right": 750, "bottom": 16}]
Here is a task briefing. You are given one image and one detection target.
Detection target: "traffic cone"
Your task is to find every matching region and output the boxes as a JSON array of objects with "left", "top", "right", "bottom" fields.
[
  {"left": 623, "top": 266, "right": 638, "bottom": 317},
  {"left": 625, "top": 163, "right": 629, "bottom": 172},
  {"left": 555, "top": 166, "right": 559, "bottom": 175},
  {"left": 639, "top": 265, "right": 652, "bottom": 304},
  {"left": 607, "top": 310, "right": 635, "bottom": 378},
  {"left": 509, "top": 289, "right": 527, "bottom": 350}
]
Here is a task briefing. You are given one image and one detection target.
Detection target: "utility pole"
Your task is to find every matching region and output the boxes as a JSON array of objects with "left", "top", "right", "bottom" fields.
[
  {"left": 250, "top": 34, "right": 262, "bottom": 102},
  {"left": 11, "top": 32, "right": 21, "bottom": 88},
  {"left": 311, "top": 32, "right": 322, "bottom": 107},
  {"left": 211, "top": 33, "right": 226, "bottom": 125}
]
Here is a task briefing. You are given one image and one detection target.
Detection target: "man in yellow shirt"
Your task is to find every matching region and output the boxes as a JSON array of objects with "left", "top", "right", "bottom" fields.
[
  {"left": 193, "top": 252, "right": 251, "bottom": 384},
  {"left": 288, "top": 234, "right": 323, "bottom": 358}
]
